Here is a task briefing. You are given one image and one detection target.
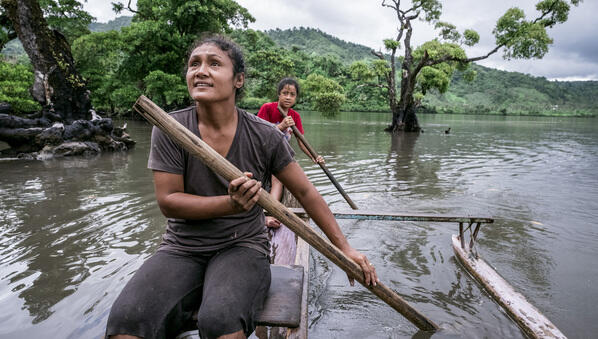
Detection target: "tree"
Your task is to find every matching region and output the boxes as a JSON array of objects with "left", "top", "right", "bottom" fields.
[
  {"left": 71, "top": 30, "right": 126, "bottom": 114},
  {"left": 1, "top": 0, "right": 90, "bottom": 122},
  {"left": 366, "top": 0, "right": 581, "bottom": 133},
  {"left": 0, "top": 59, "right": 41, "bottom": 113},
  {"left": 302, "top": 73, "right": 346, "bottom": 116},
  {"left": 38, "top": 0, "right": 93, "bottom": 43},
  {"left": 0, "top": 6, "right": 17, "bottom": 50},
  {"left": 88, "top": 0, "right": 254, "bottom": 113}
]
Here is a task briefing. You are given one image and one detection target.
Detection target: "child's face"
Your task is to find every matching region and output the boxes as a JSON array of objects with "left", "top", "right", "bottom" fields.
[
  {"left": 186, "top": 43, "right": 243, "bottom": 103},
  {"left": 278, "top": 84, "right": 297, "bottom": 110}
]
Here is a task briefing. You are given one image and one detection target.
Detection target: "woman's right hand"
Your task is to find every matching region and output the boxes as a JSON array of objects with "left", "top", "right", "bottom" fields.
[{"left": 228, "top": 172, "right": 262, "bottom": 212}]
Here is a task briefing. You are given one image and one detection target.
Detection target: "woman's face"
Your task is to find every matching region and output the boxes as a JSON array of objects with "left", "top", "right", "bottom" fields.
[
  {"left": 186, "top": 43, "right": 244, "bottom": 104},
  {"left": 278, "top": 84, "right": 297, "bottom": 110}
]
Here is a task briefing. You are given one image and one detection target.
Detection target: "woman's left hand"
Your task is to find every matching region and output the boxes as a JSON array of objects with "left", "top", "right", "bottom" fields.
[{"left": 341, "top": 246, "right": 378, "bottom": 287}]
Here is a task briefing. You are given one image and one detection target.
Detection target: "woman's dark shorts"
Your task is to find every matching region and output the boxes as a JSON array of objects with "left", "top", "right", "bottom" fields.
[{"left": 105, "top": 246, "right": 271, "bottom": 339}]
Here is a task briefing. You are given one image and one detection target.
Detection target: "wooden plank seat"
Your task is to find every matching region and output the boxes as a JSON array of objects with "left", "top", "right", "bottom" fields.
[
  {"left": 186, "top": 263, "right": 305, "bottom": 331},
  {"left": 255, "top": 264, "right": 305, "bottom": 328}
]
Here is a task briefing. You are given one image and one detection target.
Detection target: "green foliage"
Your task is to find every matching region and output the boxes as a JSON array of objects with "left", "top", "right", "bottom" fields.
[
  {"left": 246, "top": 48, "right": 295, "bottom": 100},
  {"left": 88, "top": 16, "right": 132, "bottom": 32},
  {"left": 417, "top": 66, "right": 451, "bottom": 94},
  {"left": 0, "top": 58, "right": 40, "bottom": 113},
  {"left": 0, "top": 28, "right": 8, "bottom": 50},
  {"left": 72, "top": 0, "right": 255, "bottom": 115},
  {"left": 38, "top": 0, "right": 94, "bottom": 42},
  {"left": 435, "top": 22, "right": 460, "bottom": 43},
  {"left": 417, "top": 0, "right": 442, "bottom": 21},
  {"left": 238, "top": 96, "right": 267, "bottom": 110},
  {"left": 423, "top": 63, "right": 598, "bottom": 117},
  {"left": 302, "top": 74, "right": 346, "bottom": 116},
  {"left": 383, "top": 39, "right": 400, "bottom": 50},
  {"left": 110, "top": 84, "right": 141, "bottom": 112},
  {"left": 2, "top": 0, "right": 591, "bottom": 119},
  {"left": 72, "top": 30, "right": 124, "bottom": 112},
  {"left": 349, "top": 60, "right": 375, "bottom": 81},
  {"left": 463, "top": 69, "right": 477, "bottom": 82},
  {"left": 463, "top": 29, "right": 479, "bottom": 46},
  {"left": 143, "top": 70, "right": 188, "bottom": 110},
  {"left": 494, "top": 8, "right": 552, "bottom": 59},
  {"left": 536, "top": 0, "right": 575, "bottom": 27},
  {"left": 413, "top": 40, "right": 468, "bottom": 94}
]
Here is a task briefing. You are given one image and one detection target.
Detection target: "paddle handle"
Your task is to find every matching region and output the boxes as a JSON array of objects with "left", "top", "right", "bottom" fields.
[
  {"left": 133, "top": 96, "right": 438, "bottom": 331},
  {"left": 278, "top": 107, "right": 358, "bottom": 210}
]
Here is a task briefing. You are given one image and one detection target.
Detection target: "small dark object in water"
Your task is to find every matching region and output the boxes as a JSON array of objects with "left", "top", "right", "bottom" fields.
[{"left": 445, "top": 127, "right": 451, "bottom": 134}]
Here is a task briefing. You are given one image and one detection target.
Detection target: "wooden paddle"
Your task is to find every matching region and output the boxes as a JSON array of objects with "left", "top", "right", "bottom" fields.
[
  {"left": 133, "top": 95, "right": 438, "bottom": 332},
  {"left": 276, "top": 106, "right": 358, "bottom": 210}
]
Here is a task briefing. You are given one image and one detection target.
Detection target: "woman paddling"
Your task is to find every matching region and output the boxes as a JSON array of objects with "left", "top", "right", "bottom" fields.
[{"left": 105, "top": 35, "right": 378, "bottom": 339}]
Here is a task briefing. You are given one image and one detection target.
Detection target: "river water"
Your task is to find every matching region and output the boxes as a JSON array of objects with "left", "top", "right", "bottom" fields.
[{"left": 1, "top": 112, "right": 596, "bottom": 338}]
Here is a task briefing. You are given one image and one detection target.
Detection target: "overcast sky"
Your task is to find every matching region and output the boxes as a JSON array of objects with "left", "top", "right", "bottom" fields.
[{"left": 83, "top": 0, "right": 597, "bottom": 81}]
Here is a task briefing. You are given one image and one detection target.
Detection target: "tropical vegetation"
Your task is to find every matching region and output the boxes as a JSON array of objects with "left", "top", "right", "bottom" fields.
[{"left": 1, "top": 0, "right": 596, "bottom": 121}]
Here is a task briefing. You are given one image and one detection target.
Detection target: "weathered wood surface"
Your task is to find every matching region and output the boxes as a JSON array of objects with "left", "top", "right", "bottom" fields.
[
  {"left": 269, "top": 225, "right": 297, "bottom": 266},
  {"left": 288, "top": 207, "right": 494, "bottom": 224},
  {"left": 134, "top": 95, "right": 438, "bottom": 331},
  {"left": 452, "top": 235, "right": 567, "bottom": 339},
  {"left": 257, "top": 192, "right": 310, "bottom": 339},
  {"left": 287, "top": 236, "right": 309, "bottom": 339},
  {"left": 255, "top": 265, "right": 304, "bottom": 328},
  {"left": 277, "top": 106, "right": 358, "bottom": 210}
]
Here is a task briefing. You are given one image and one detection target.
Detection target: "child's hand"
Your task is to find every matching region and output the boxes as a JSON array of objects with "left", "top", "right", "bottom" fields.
[
  {"left": 265, "top": 216, "right": 281, "bottom": 228},
  {"left": 280, "top": 116, "right": 295, "bottom": 129},
  {"left": 313, "top": 155, "right": 325, "bottom": 164}
]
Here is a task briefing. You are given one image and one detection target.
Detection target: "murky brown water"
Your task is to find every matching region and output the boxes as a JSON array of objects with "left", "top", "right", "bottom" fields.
[{"left": 1, "top": 112, "right": 597, "bottom": 338}]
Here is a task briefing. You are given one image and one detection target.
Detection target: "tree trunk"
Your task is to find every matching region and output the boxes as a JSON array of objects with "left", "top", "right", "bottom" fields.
[
  {"left": 1, "top": 0, "right": 90, "bottom": 123},
  {"left": 387, "top": 74, "right": 420, "bottom": 133}
]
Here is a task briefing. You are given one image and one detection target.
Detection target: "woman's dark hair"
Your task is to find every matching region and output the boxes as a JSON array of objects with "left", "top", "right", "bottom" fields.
[
  {"left": 277, "top": 77, "right": 300, "bottom": 97},
  {"left": 186, "top": 34, "right": 246, "bottom": 100}
]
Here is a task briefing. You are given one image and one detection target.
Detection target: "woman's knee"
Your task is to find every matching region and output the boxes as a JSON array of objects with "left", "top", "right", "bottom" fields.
[{"left": 197, "top": 308, "right": 245, "bottom": 339}]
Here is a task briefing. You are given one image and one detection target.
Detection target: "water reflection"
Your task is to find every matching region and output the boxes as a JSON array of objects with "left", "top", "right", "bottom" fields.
[{"left": 1, "top": 114, "right": 597, "bottom": 338}]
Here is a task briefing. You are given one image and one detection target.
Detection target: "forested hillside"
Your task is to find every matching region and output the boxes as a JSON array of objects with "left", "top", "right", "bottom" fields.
[
  {"left": 267, "top": 27, "right": 598, "bottom": 117},
  {"left": 88, "top": 16, "right": 132, "bottom": 32},
  {"left": 266, "top": 27, "right": 374, "bottom": 63},
  {"left": 2, "top": 19, "right": 596, "bottom": 117},
  {"left": 0, "top": 16, "right": 133, "bottom": 62}
]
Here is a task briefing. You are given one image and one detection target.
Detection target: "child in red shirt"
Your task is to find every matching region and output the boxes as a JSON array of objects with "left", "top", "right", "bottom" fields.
[{"left": 257, "top": 78, "right": 323, "bottom": 227}]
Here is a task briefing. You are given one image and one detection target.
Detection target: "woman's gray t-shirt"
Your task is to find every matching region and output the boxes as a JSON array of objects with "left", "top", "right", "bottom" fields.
[{"left": 148, "top": 106, "right": 295, "bottom": 255}]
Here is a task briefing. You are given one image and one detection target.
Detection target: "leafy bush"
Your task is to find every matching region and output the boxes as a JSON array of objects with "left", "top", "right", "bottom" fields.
[
  {"left": 143, "top": 70, "right": 189, "bottom": 110},
  {"left": 302, "top": 74, "right": 345, "bottom": 116},
  {"left": 238, "top": 97, "right": 268, "bottom": 111},
  {"left": 0, "top": 59, "right": 40, "bottom": 113}
]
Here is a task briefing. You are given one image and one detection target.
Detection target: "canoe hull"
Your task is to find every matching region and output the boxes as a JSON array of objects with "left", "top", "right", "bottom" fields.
[{"left": 452, "top": 235, "right": 566, "bottom": 339}]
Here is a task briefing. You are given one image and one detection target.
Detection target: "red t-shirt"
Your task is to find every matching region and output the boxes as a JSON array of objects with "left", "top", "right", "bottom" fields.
[{"left": 257, "top": 102, "right": 304, "bottom": 134}]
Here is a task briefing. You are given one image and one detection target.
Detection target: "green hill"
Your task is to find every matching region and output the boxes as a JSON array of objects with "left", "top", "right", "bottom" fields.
[
  {"left": 88, "top": 16, "right": 133, "bottom": 33},
  {"left": 2, "top": 20, "right": 596, "bottom": 116},
  {"left": 1, "top": 16, "right": 133, "bottom": 61},
  {"left": 267, "top": 27, "right": 598, "bottom": 116},
  {"left": 266, "top": 27, "right": 375, "bottom": 63}
]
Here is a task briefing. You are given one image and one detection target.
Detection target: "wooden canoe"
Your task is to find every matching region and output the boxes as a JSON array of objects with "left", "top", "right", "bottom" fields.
[{"left": 253, "top": 191, "right": 310, "bottom": 339}]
